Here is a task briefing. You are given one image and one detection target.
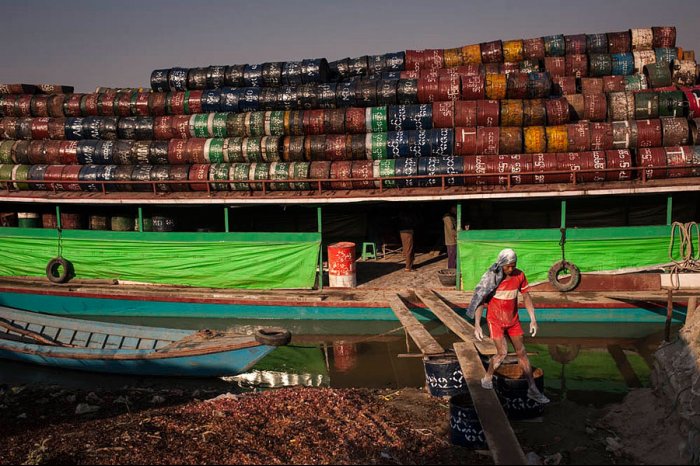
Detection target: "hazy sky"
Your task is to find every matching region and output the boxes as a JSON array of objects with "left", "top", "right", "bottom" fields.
[{"left": 1, "top": 0, "right": 698, "bottom": 92}]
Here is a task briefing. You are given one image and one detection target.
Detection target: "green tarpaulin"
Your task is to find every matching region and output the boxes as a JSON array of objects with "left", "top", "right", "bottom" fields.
[
  {"left": 458, "top": 225, "right": 673, "bottom": 289},
  {"left": 0, "top": 228, "right": 320, "bottom": 289}
]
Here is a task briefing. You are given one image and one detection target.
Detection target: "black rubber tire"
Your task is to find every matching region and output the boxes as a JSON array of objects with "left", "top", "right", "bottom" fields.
[
  {"left": 548, "top": 260, "right": 581, "bottom": 292},
  {"left": 46, "top": 257, "right": 73, "bottom": 284},
  {"left": 254, "top": 327, "right": 292, "bottom": 346}
]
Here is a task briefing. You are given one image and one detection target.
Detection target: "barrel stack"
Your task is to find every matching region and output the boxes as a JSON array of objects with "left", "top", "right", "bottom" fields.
[{"left": 0, "top": 26, "right": 699, "bottom": 195}]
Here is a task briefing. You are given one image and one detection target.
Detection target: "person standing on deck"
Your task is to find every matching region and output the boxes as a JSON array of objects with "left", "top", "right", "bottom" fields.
[
  {"left": 443, "top": 206, "right": 458, "bottom": 269},
  {"left": 398, "top": 209, "right": 418, "bottom": 272},
  {"left": 471, "top": 248, "right": 550, "bottom": 404}
]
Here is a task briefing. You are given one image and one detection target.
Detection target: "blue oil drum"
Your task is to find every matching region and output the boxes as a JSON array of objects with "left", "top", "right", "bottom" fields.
[
  {"left": 418, "top": 156, "right": 441, "bottom": 187},
  {"left": 238, "top": 88, "right": 261, "bottom": 112},
  {"left": 201, "top": 90, "right": 222, "bottom": 113},
  {"left": 397, "top": 79, "right": 419, "bottom": 105},
  {"left": 282, "top": 61, "right": 304, "bottom": 86},
  {"left": 302, "top": 58, "right": 330, "bottom": 84},
  {"left": 329, "top": 58, "right": 350, "bottom": 81},
  {"left": 262, "top": 62, "right": 284, "bottom": 87},
  {"left": 78, "top": 164, "right": 103, "bottom": 191},
  {"left": 388, "top": 104, "right": 432, "bottom": 131},
  {"left": 220, "top": 87, "right": 240, "bottom": 112},
  {"left": 386, "top": 131, "right": 410, "bottom": 158},
  {"left": 298, "top": 84, "right": 319, "bottom": 110},
  {"left": 586, "top": 33, "right": 608, "bottom": 54},
  {"left": 168, "top": 67, "right": 188, "bottom": 91},
  {"left": 277, "top": 86, "right": 298, "bottom": 111},
  {"left": 494, "top": 364, "right": 546, "bottom": 420},
  {"left": 355, "top": 80, "right": 378, "bottom": 107},
  {"left": 431, "top": 128, "right": 454, "bottom": 156},
  {"left": 423, "top": 355, "right": 467, "bottom": 397},
  {"left": 543, "top": 34, "right": 566, "bottom": 56},
  {"left": 376, "top": 80, "right": 398, "bottom": 106},
  {"left": 408, "top": 130, "right": 432, "bottom": 157},
  {"left": 348, "top": 56, "right": 369, "bottom": 76},
  {"left": 317, "top": 83, "right": 337, "bottom": 109},
  {"left": 384, "top": 52, "right": 405, "bottom": 71},
  {"left": 76, "top": 140, "right": 100, "bottom": 164},
  {"left": 94, "top": 141, "right": 115, "bottom": 165},
  {"left": 449, "top": 393, "right": 487, "bottom": 449},
  {"left": 224, "top": 64, "right": 246, "bottom": 87},
  {"left": 655, "top": 48, "right": 679, "bottom": 66},
  {"left": 394, "top": 156, "right": 418, "bottom": 188},
  {"left": 151, "top": 69, "right": 170, "bottom": 92},
  {"left": 611, "top": 53, "right": 635, "bottom": 75},
  {"left": 64, "top": 117, "right": 85, "bottom": 140},
  {"left": 243, "top": 64, "right": 264, "bottom": 87},
  {"left": 335, "top": 81, "right": 358, "bottom": 108},
  {"left": 131, "top": 164, "right": 153, "bottom": 192},
  {"left": 206, "top": 65, "right": 226, "bottom": 89},
  {"left": 440, "top": 155, "right": 465, "bottom": 186},
  {"left": 27, "top": 164, "right": 48, "bottom": 190}
]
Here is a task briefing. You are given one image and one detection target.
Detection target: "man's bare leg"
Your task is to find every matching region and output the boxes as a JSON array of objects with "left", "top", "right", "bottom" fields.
[
  {"left": 511, "top": 334, "right": 549, "bottom": 403},
  {"left": 482, "top": 336, "right": 508, "bottom": 389}
]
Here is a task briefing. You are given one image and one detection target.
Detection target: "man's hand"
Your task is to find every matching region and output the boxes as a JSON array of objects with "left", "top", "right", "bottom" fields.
[
  {"left": 529, "top": 320, "right": 538, "bottom": 337},
  {"left": 474, "top": 325, "right": 484, "bottom": 342}
]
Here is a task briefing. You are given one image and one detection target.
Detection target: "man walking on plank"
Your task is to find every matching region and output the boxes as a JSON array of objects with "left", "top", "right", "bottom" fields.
[{"left": 468, "top": 248, "right": 550, "bottom": 404}]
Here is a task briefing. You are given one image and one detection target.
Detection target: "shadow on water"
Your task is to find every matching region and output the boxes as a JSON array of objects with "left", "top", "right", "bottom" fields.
[{"left": 0, "top": 316, "right": 680, "bottom": 408}]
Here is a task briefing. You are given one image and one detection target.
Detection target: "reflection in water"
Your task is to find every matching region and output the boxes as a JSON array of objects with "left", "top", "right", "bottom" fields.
[{"left": 0, "top": 319, "right": 677, "bottom": 407}]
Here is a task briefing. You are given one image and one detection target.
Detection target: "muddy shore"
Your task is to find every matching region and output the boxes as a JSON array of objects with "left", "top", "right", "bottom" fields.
[{"left": 0, "top": 382, "right": 655, "bottom": 465}]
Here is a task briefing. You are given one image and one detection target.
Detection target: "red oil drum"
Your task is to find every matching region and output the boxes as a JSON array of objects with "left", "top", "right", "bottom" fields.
[
  {"left": 455, "top": 127, "right": 478, "bottom": 155},
  {"left": 43, "top": 140, "right": 62, "bottom": 164},
  {"left": 683, "top": 87, "right": 700, "bottom": 119},
  {"left": 188, "top": 163, "right": 211, "bottom": 191},
  {"left": 309, "top": 160, "right": 332, "bottom": 189},
  {"left": 637, "top": 147, "right": 667, "bottom": 180},
  {"left": 324, "top": 108, "right": 346, "bottom": 134},
  {"left": 27, "top": 141, "right": 46, "bottom": 164},
  {"left": 433, "top": 101, "right": 455, "bottom": 128},
  {"left": 15, "top": 95, "right": 32, "bottom": 117},
  {"left": 332, "top": 340, "right": 358, "bottom": 372},
  {"left": 545, "top": 98, "right": 570, "bottom": 126},
  {"left": 551, "top": 76, "right": 577, "bottom": 96},
  {"left": 325, "top": 134, "right": 348, "bottom": 161},
  {"left": 583, "top": 94, "right": 607, "bottom": 122},
  {"left": 498, "top": 127, "right": 522, "bottom": 154},
  {"left": 565, "top": 34, "right": 587, "bottom": 55},
  {"left": 154, "top": 116, "right": 174, "bottom": 140},
  {"left": 455, "top": 101, "right": 477, "bottom": 127},
  {"left": 665, "top": 146, "right": 695, "bottom": 178},
  {"left": 351, "top": 160, "right": 373, "bottom": 189},
  {"left": 82, "top": 94, "right": 99, "bottom": 116},
  {"left": 480, "top": 41, "right": 503, "bottom": 64},
  {"left": 58, "top": 164, "right": 82, "bottom": 191},
  {"left": 169, "top": 92, "right": 187, "bottom": 115},
  {"left": 653, "top": 27, "right": 676, "bottom": 48},
  {"left": 134, "top": 93, "right": 151, "bottom": 116},
  {"left": 167, "top": 139, "right": 188, "bottom": 164},
  {"left": 580, "top": 78, "right": 604, "bottom": 95},
  {"left": 30, "top": 95, "right": 50, "bottom": 117},
  {"left": 500, "top": 99, "right": 524, "bottom": 127},
  {"left": 544, "top": 57, "right": 565, "bottom": 77},
  {"left": 461, "top": 75, "right": 485, "bottom": 100},
  {"left": 405, "top": 50, "right": 423, "bottom": 72},
  {"left": 466, "top": 154, "right": 498, "bottom": 185},
  {"left": 58, "top": 140, "right": 78, "bottom": 164},
  {"left": 417, "top": 77, "right": 440, "bottom": 103},
  {"left": 532, "top": 152, "right": 562, "bottom": 184},
  {"left": 96, "top": 93, "right": 115, "bottom": 116},
  {"left": 30, "top": 117, "right": 50, "bottom": 140},
  {"left": 185, "top": 138, "right": 207, "bottom": 164},
  {"left": 344, "top": 108, "right": 365, "bottom": 134},
  {"left": 476, "top": 127, "right": 500, "bottom": 154},
  {"left": 303, "top": 109, "right": 326, "bottom": 135},
  {"left": 150, "top": 93, "right": 167, "bottom": 116},
  {"left": 171, "top": 115, "right": 191, "bottom": 139},
  {"left": 187, "top": 90, "right": 203, "bottom": 115},
  {"left": 438, "top": 74, "right": 461, "bottom": 101},
  {"left": 400, "top": 70, "right": 420, "bottom": 80},
  {"left": 523, "top": 99, "right": 546, "bottom": 126},
  {"left": 565, "top": 54, "right": 588, "bottom": 77},
  {"left": 565, "top": 94, "right": 584, "bottom": 121},
  {"left": 63, "top": 94, "right": 83, "bottom": 117},
  {"left": 506, "top": 73, "right": 529, "bottom": 99},
  {"left": 602, "top": 76, "right": 626, "bottom": 93},
  {"left": 589, "top": 122, "right": 614, "bottom": 150},
  {"left": 661, "top": 117, "right": 690, "bottom": 146},
  {"left": 328, "top": 242, "right": 357, "bottom": 288},
  {"left": 567, "top": 122, "right": 591, "bottom": 152},
  {"left": 557, "top": 151, "right": 586, "bottom": 183},
  {"left": 47, "top": 118, "right": 65, "bottom": 140},
  {"left": 606, "top": 149, "right": 633, "bottom": 181},
  {"left": 636, "top": 119, "right": 663, "bottom": 148},
  {"left": 43, "top": 165, "right": 65, "bottom": 190},
  {"left": 330, "top": 160, "right": 353, "bottom": 190},
  {"left": 504, "top": 153, "right": 533, "bottom": 185},
  {"left": 114, "top": 92, "right": 132, "bottom": 117},
  {"left": 608, "top": 31, "right": 631, "bottom": 54},
  {"left": 476, "top": 99, "right": 500, "bottom": 127},
  {"left": 423, "top": 49, "right": 444, "bottom": 71},
  {"left": 522, "top": 37, "right": 545, "bottom": 60}
]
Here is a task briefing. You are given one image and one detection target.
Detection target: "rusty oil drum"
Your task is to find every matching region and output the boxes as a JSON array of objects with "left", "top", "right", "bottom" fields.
[{"left": 637, "top": 147, "right": 668, "bottom": 180}]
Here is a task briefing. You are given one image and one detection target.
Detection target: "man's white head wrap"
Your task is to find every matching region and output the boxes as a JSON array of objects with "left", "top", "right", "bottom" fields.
[{"left": 497, "top": 248, "right": 517, "bottom": 267}]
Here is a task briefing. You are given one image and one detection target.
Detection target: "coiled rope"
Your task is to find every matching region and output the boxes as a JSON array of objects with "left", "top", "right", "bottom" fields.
[{"left": 668, "top": 221, "right": 700, "bottom": 289}]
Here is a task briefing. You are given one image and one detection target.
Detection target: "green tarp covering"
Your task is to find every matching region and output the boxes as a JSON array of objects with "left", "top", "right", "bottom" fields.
[
  {"left": 458, "top": 225, "right": 673, "bottom": 289},
  {"left": 0, "top": 228, "right": 320, "bottom": 289}
]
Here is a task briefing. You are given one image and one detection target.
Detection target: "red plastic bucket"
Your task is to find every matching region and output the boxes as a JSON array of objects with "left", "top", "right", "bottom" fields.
[{"left": 328, "top": 242, "right": 356, "bottom": 288}]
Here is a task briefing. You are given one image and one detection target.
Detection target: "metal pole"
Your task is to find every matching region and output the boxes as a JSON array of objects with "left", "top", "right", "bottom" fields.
[
  {"left": 317, "top": 206, "right": 323, "bottom": 290},
  {"left": 55, "top": 205, "right": 62, "bottom": 230},
  {"left": 667, "top": 195, "right": 673, "bottom": 226},
  {"left": 224, "top": 207, "right": 230, "bottom": 233},
  {"left": 138, "top": 207, "right": 143, "bottom": 232},
  {"left": 456, "top": 203, "right": 462, "bottom": 291},
  {"left": 560, "top": 200, "right": 567, "bottom": 229}
]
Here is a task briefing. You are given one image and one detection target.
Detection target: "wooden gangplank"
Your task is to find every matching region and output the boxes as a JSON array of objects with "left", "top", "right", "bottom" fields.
[
  {"left": 387, "top": 295, "right": 445, "bottom": 356},
  {"left": 454, "top": 342, "right": 527, "bottom": 465},
  {"left": 414, "top": 289, "right": 498, "bottom": 355}
]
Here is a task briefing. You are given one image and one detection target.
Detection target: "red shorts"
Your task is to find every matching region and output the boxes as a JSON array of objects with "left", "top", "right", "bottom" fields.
[{"left": 487, "top": 320, "right": 524, "bottom": 339}]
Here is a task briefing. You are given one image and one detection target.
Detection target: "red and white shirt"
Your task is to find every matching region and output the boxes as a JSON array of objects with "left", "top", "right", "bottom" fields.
[{"left": 486, "top": 269, "right": 529, "bottom": 327}]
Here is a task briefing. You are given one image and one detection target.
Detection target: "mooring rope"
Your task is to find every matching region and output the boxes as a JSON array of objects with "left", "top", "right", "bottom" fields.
[{"left": 668, "top": 221, "right": 700, "bottom": 289}]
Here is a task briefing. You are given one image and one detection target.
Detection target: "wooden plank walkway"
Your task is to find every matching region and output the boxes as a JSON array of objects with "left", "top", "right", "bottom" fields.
[
  {"left": 387, "top": 295, "right": 445, "bottom": 356},
  {"left": 455, "top": 342, "right": 527, "bottom": 465}
]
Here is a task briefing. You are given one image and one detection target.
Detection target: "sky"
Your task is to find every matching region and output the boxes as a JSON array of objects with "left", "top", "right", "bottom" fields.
[{"left": 0, "top": 0, "right": 698, "bottom": 92}]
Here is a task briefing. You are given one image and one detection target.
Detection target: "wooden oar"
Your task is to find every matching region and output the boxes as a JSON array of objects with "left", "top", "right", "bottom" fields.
[{"left": 0, "top": 318, "right": 70, "bottom": 347}]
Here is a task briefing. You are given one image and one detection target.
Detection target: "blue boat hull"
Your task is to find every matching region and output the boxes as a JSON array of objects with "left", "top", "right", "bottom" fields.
[{"left": 0, "top": 344, "right": 275, "bottom": 377}]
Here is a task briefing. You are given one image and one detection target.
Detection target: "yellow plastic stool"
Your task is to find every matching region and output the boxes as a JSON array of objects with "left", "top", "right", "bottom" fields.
[{"left": 361, "top": 242, "right": 377, "bottom": 260}]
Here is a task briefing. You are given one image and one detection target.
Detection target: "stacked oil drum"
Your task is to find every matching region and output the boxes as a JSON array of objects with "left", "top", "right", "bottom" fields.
[{"left": 0, "top": 26, "right": 699, "bottom": 194}]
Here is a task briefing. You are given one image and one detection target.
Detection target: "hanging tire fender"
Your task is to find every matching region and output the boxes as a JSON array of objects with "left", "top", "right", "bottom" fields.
[
  {"left": 548, "top": 260, "right": 581, "bottom": 292},
  {"left": 254, "top": 327, "right": 292, "bottom": 346},
  {"left": 46, "top": 257, "right": 73, "bottom": 284}
]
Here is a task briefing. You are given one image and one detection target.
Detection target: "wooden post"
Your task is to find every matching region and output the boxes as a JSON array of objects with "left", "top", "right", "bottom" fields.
[
  {"left": 665, "top": 289, "right": 673, "bottom": 341},
  {"left": 456, "top": 202, "right": 462, "bottom": 291},
  {"left": 688, "top": 296, "right": 697, "bottom": 321},
  {"left": 55, "top": 205, "right": 61, "bottom": 230},
  {"left": 317, "top": 206, "right": 323, "bottom": 290}
]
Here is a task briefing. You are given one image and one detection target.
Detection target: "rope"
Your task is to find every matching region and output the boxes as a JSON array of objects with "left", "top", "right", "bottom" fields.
[
  {"left": 559, "top": 227, "right": 567, "bottom": 262},
  {"left": 668, "top": 222, "right": 700, "bottom": 289},
  {"left": 56, "top": 227, "right": 64, "bottom": 259}
]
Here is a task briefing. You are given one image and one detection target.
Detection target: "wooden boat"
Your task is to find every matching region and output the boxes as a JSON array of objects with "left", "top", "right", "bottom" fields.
[{"left": 0, "top": 306, "right": 291, "bottom": 377}]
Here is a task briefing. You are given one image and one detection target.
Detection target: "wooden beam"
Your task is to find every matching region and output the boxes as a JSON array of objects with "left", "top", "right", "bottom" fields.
[
  {"left": 607, "top": 344, "right": 642, "bottom": 388},
  {"left": 454, "top": 342, "right": 526, "bottom": 465},
  {"left": 387, "top": 295, "right": 445, "bottom": 356},
  {"left": 415, "top": 289, "right": 497, "bottom": 355}
]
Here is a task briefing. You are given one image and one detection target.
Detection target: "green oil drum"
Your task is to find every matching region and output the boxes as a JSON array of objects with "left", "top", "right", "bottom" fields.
[
  {"left": 249, "top": 162, "right": 270, "bottom": 191},
  {"left": 224, "top": 137, "right": 245, "bottom": 163},
  {"left": 378, "top": 159, "right": 396, "bottom": 188},
  {"left": 210, "top": 163, "right": 230, "bottom": 191},
  {"left": 244, "top": 137, "right": 263, "bottom": 163},
  {"left": 366, "top": 132, "right": 388, "bottom": 160},
  {"left": 290, "top": 161, "right": 310, "bottom": 190},
  {"left": 269, "top": 162, "right": 290, "bottom": 191},
  {"left": 205, "top": 138, "right": 225, "bottom": 163},
  {"left": 190, "top": 113, "right": 210, "bottom": 138},
  {"left": 230, "top": 163, "right": 250, "bottom": 191},
  {"left": 658, "top": 91, "right": 686, "bottom": 117},
  {"left": 634, "top": 91, "right": 659, "bottom": 119},
  {"left": 211, "top": 112, "right": 228, "bottom": 138},
  {"left": 368, "top": 106, "right": 388, "bottom": 133},
  {"left": 261, "top": 136, "right": 282, "bottom": 162},
  {"left": 0, "top": 164, "right": 13, "bottom": 189},
  {"left": 643, "top": 62, "right": 672, "bottom": 88},
  {"left": 624, "top": 74, "right": 647, "bottom": 92},
  {"left": 12, "top": 165, "right": 30, "bottom": 190},
  {"left": 0, "top": 141, "right": 14, "bottom": 164},
  {"left": 266, "top": 111, "right": 285, "bottom": 136}
]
